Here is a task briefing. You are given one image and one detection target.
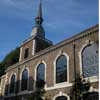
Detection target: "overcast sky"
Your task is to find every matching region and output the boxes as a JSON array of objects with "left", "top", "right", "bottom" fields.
[{"left": 0, "top": 0, "right": 98, "bottom": 61}]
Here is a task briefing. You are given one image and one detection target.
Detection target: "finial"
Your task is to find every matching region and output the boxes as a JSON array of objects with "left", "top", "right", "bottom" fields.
[
  {"left": 35, "top": 0, "right": 43, "bottom": 25},
  {"left": 37, "top": 0, "right": 42, "bottom": 18},
  {"left": 31, "top": 0, "right": 45, "bottom": 37}
]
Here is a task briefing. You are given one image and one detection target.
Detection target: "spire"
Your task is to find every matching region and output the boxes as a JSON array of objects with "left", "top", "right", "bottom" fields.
[
  {"left": 35, "top": 0, "right": 43, "bottom": 25},
  {"left": 37, "top": 0, "right": 42, "bottom": 18},
  {"left": 31, "top": 0, "right": 45, "bottom": 38}
]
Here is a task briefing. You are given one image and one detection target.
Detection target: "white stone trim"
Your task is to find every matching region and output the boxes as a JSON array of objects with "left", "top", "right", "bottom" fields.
[
  {"left": 8, "top": 72, "right": 17, "bottom": 94},
  {"left": 79, "top": 40, "right": 92, "bottom": 75},
  {"left": 32, "top": 40, "right": 36, "bottom": 55},
  {"left": 9, "top": 72, "right": 17, "bottom": 85},
  {"left": 53, "top": 51, "right": 69, "bottom": 88},
  {"left": 88, "top": 86, "right": 99, "bottom": 92},
  {"left": 45, "top": 83, "right": 73, "bottom": 91},
  {"left": 5, "top": 73, "right": 8, "bottom": 82},
  {"left": 84, "top": 76, "right": 98, "bottom": 83},
  {"left": 17, "top": 90, "right": 33, "bottom": 95},
  {"left": 19, "top": 47, "right": 23, "bottom": 61},
  {"left": 20, "top": 66, "right": 29, "bottom": 91},
  {"left": 34, "top": 60, "right": 47, "bottom": 88},
  {"left": 53, "top": 92, "right": 70, "bottom": 100},
  {"left": 78, "top": 40, "right": 98, "bottom": 82},
  {"left": 0, "top": 75, "right": 6, "bottom": 95}
]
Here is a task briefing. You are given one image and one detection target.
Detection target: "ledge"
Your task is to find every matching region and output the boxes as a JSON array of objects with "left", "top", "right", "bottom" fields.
[{"left": 45, "top": 83, "right": 73, "bottom": 91}]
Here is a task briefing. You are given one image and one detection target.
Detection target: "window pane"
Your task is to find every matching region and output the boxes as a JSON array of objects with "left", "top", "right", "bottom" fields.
[
  {"left": 56, "top": 55, "right": 67, "bottom": 83},
  {"left": 37, "top": 63, "right": 45, "bottom": 81},
  {"left": 56, "top": 96, "right": 67, "bottom": 100},
  {"left": 82, "top": 43, "right": 98, "bottom": 78},
  {"left": 24, "top": 48, "right": 29, "bottom": 59},
  {"left": 10, "top": 74, "right": 16, "bottom": 93},
  {"left": 21, "top": 69, "right": 28, "bottom": 91}
]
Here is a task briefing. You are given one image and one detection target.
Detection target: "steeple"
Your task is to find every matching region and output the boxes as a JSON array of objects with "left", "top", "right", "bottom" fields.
[
  {"left": 19, "top": 0, "right": 53, "bottom": 61},
  {"left": 31, "top": 0, "right": 45, "bottom": 38},
  {"left": 36, "top": 0, "right": 43, "bottom": 24}
]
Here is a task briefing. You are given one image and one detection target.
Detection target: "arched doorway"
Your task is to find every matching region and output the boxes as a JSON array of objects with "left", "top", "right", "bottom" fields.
[{"left": 55, "top": 96, "right": 67, "bottom": 100}]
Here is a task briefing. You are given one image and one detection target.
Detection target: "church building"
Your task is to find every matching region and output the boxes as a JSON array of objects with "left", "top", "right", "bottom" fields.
[{"left": 0, "top": 0, "right": 99, "bottom": 100}]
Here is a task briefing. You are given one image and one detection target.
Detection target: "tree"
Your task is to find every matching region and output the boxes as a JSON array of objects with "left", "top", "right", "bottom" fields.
[
  {"left": 0, "top": 62, "right": 6, "bottom": 77},
  {"left": 70, "top": 74, "right": 90, "bottom": 100},
  {"left": 0, "top": 47, "right": 20, "bottom": 77},
  {"left": 2, "top": 47, "right": 20, "bottom": 67}
]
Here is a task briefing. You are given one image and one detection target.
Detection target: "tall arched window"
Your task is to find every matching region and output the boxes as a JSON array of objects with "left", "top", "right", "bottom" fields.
[
  {"left": 37, "top": 63, "right": 45, "bottom": 81},
  {"left": 55, "top": 96, "right": 67, "bottom": 100},
  {"left": 21, "top": 69, "right": 28, "bottom": 91},
  {"left": 56, "top": 55, "right": 67, "bottom": 83},
  {"left": 36, "top": 63, "right": 45, "bottom": 88},
  {"left": 82, "top": 43, "right": 98, "bottom": 78},
  {"left": 9, "top": 74, "right": 16, "bottom": 94}
]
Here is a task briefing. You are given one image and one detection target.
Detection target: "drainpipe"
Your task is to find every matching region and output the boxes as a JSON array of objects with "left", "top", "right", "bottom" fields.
[
  {"left": 16, "top": 67, "right": 20, "bottom": 100},
  {"left": 73, "top": 41, "right": 77, "bottom": 100}
]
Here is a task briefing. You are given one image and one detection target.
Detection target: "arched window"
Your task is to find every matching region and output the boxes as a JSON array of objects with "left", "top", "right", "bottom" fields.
[
  {"left": 55, "top": 96, "right": 67, "bottom": 100},
  {"left": 21, "top": 69, "right": 28, "bottom": 91},
  {"left": 56, "top": 55, "right": 67, "bottom": 83},
  {"left": 9, "top": 74, "right": 16, "bottom": 94},
  {"left": 82, "top": 43, "right": 98, "bottom": 78},
  {"left": 37, "top": 63, "right": 45, "bottom": 81},
  {"left": 36, "top": 63, "right": 45, "bottom": 88}
]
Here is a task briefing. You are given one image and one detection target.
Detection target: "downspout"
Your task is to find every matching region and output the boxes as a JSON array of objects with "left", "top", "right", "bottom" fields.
[{"left": 73, "top": 41, "right": 77, "bottom": 100}]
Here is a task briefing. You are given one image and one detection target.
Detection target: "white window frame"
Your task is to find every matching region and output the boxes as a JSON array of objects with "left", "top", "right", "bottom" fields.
[
  {"left": 20, "top": 66, "right": 29, "bottom": 92},
  {"left": 8, "top": 72, "right": 17, "bottom": 95},
  {"left": 53, "top": 92, "right": 70, "bottom": 100},
  {"left": 19, "top": 47, "right": 23, "bottom": 61},
  {"left": 78, "top": 40, "right": 98, "bottom": 82},
  {"left": 32, "top": 39, "right": 36, "bottom": 55},
  {"left": 54, "top": 51, "right": 70, "bottom": 88},
  {"left": 34, "top": 60, "right": 47, "bottom": 89}
]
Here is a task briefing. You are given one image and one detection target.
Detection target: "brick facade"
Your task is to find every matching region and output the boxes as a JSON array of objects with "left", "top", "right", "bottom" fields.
[
  {"left": 0, "top": 24, "right": 99, "bottom": 100},
  {"left": 0, "top": 1, "right": 99, "bottom": 99}
]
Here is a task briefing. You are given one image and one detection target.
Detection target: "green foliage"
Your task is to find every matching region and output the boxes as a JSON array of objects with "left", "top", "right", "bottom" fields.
[
  {"left": 70, "top": 74, "right": 90, "bottom": 100},
  {"left": 0, "top": 62, "right": 6, "bottom": 77},
  {"left": 2, "top": 47, "right": 20, "bottom": 67},
  {"left": 0, "top": 47, "right": 20, "bottom": 77}
]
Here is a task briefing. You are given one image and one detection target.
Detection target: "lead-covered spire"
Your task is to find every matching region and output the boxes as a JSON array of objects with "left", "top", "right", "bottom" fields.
[
  {"left": 35, "top": 0, "right": 43, "bottom": 25},
  {"left": 37, "top": 0, "right": 42, "bottom": 18},
  {"left": 31, "top": 0, "right": 45, "bottom": 38}
]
